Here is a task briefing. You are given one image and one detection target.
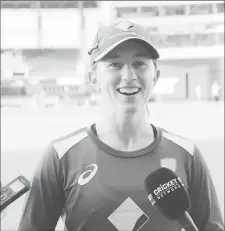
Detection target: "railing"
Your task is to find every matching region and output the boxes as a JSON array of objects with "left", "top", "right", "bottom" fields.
[
  {"left": 116, "top": 2, "right": 224, "bottom": 18},
  {"left": 149, "top": 32, "right": 224, "bottom": 48},
  {"left": 0, "top": 1, "right": 98, "bottom": 9}
]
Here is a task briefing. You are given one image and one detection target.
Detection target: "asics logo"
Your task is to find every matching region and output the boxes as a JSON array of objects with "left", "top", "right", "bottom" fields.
[{"left": 78, "top": 164, "right": 98, "bottom": 186}]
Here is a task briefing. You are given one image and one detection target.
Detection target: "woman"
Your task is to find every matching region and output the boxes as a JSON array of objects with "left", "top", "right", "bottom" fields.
[{"left": 19, "top": 21, "right": 224, "bottom": 231}]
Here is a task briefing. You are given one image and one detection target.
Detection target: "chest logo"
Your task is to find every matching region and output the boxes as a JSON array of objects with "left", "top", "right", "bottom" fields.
[
  {"left": 108, "top": 197, "right": 149, "bottom": 230},
  {"left": 78, "top": 164, "right": 98, "bottom": 186}
]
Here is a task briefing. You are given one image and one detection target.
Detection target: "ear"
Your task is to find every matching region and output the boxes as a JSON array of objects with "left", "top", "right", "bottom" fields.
[{"left": 88, "top": 72, "right": 97, "bottom": 85}]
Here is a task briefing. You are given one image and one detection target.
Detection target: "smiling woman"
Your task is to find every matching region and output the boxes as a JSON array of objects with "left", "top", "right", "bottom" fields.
[
  {"left": 18, "top": 21, "right": 224, "bottom": 231},
  {"left": 88, "top": 38, "right": 160, "bottom": 151}
]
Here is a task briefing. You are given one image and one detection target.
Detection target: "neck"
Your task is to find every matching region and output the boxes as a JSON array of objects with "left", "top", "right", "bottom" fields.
[{"left": 96, "top": 105, "right": 154, "bottom": 151}]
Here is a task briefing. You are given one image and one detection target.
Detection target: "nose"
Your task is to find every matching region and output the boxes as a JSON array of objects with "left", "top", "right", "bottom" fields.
[{"left": 121, "top": 64, "right": 137, "bottom": 81}]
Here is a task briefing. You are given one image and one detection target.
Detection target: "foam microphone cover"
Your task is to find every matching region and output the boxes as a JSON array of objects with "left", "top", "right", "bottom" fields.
[{"left": 145, "top": 167, "right": 191, "bottom": 220}]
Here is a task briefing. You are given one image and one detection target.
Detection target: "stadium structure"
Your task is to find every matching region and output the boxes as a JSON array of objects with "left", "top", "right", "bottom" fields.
[{"left": 1, "top": 1, "right": 224, "bottom": 106}]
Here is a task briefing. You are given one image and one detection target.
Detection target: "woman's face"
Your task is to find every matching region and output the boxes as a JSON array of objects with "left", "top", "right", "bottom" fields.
[{"left": 92, "top": 40, "right": 158, "bottom": 114}]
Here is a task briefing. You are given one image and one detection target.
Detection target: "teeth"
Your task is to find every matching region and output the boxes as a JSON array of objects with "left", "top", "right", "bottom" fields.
[{"left": 118, "top": 87, "right": 139, "bottom": 94}]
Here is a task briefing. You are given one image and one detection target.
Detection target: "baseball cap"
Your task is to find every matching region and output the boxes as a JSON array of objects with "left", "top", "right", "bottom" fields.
[{"left": 88, "top": 21, "right": 160, "bottom": 65}]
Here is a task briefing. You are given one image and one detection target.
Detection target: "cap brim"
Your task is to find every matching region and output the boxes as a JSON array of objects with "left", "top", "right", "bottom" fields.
[{"left": 94, "top": 36, "right": 159, "bottom": 62}]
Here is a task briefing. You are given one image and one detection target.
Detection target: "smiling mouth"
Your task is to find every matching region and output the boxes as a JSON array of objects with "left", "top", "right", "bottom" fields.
[{"left": 117, "top": 87, "right": 141, "bottom": 96}]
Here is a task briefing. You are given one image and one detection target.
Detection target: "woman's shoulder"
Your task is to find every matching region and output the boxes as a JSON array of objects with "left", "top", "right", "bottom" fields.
[
  {"left": 49, "top": 126, "right": 90, "bottom": 159},
  {"left": 160, "top": 127, "right": 196, "bottom": 156}
]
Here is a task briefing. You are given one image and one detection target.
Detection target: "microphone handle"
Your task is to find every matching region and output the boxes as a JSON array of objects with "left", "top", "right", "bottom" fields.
[{"left": 177, "top": 211, "right": 199, "bottom": 231}]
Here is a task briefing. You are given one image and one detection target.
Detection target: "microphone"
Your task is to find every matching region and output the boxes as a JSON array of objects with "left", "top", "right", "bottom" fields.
[
  {"left": 144, "top": 168, "right": 199, "bottom": 231},
  {"left": 0, "top": 176, "right": 30, "bottom": 212}
]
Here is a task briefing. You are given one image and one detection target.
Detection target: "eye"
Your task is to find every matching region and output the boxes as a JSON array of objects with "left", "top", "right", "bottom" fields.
[
  {"left": 132, "top": 61, "right": 147, "bottom": 69},
  {"left": 108, "top": 62, "right": 123, "bottom": 70}
]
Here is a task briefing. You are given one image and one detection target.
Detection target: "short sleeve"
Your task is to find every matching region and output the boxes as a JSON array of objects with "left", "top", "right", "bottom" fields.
[
  {"left": 188, "top": 145, "right": 224, "bottom": 231},
  {"left": 18, "top": 143, "right": 65, "bottom": 230}
]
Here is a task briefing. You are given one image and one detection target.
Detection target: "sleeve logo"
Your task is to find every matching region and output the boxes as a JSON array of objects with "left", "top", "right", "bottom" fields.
[{"left": 78, "top": 164, "right": 98, "bottom": 186}]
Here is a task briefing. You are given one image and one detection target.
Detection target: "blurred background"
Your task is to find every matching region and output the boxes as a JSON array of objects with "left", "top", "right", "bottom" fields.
[{"left": 1, "top": 1, "right": 224, "bottom": 229}]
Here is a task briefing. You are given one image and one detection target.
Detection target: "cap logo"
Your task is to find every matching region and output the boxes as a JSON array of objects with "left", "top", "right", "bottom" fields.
[{"left": 115, "top": 22, "right": 134, "bottom": 31}]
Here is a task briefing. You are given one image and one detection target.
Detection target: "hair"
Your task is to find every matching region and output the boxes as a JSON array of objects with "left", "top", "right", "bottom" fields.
[
  {"left": 91, "top": 62, "right": 97, "bottom": 71},
  {"left": 87, "top": 61, "right": 97, "bottom": 85},
  {"left": 152, "top": 59, "right": 158, "bottom": 70}
]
